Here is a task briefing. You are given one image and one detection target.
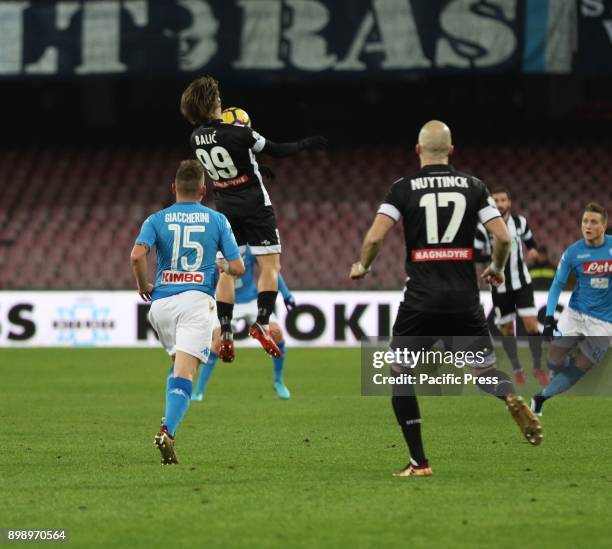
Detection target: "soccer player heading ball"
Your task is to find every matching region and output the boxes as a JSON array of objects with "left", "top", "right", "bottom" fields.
[{"left": 180, "top": 76, "right": 327, "bottom": 362}]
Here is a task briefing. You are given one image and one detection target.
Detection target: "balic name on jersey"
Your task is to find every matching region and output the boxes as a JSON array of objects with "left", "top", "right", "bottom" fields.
[{"left": 195, "top": 132, "right": 217, "bottom": 145}]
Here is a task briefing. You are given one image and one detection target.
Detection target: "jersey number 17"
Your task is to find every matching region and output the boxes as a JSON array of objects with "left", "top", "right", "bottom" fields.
[{"left": 419, "top": 192, "right": 466, "bottom": 244}]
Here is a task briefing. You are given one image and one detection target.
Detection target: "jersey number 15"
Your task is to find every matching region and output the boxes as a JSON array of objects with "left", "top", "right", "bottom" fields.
[{"left": 168, "top": 224, "right": 205, "bottom": 271}]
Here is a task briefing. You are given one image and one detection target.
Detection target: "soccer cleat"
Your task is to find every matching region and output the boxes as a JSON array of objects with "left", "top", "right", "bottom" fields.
[
  {"left": 219, "top": 331, "right": 235, "bottom": 363},
  {"left": 506, "top": 394, "right": 543, "bottom": 446},
  {"left": 191, "top": 392, "right": 204, "bottom": 402},
  {"left": 513, "top": 369, "right": 526, "bottom": 385},
  {"left": 154, "top": 425, "right": 179, "bottom": 465},
  {"left": 249, "top": 322, "right": 281, "bottom": 358},
  {"left": 273, "top": 381, "right": 291, "bottom": 400},
  {"left": 533, "top": 367, "right": 549, "bottom": 386},
  {"left": 530, "top": 396, "right": 545, "bottom": 417},
  {"left": 394, "top": 463, "right": 433, "bottom": 477}
]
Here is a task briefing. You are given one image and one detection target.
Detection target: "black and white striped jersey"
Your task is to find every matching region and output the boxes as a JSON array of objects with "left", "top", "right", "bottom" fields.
[{"left": 474, "top": 214, "right": 537, "bottom": 293}]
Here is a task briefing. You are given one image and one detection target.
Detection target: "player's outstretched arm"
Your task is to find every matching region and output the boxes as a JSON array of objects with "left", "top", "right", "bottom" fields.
[
  {"left": 543, "top": 252, "right": 570, "bottom": 334},
  {"left": 261, "top": 136, "right": 328, "bottom": 158},
  {"left": 350, "top": 214, "right": 395, "bottom": 279},
  {"left": 130, "top": 243, "right": 153, "bottom": 302},
  {"left": 278, "top": 273, "right": 296, "bottom": 310},
  {"left": 481, "top": 217, "right": 511, "bottom": 287}
]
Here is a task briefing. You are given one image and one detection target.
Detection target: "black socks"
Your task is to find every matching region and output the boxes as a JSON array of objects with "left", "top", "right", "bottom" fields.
[
  {"left": 217, "top": 301, "right": 234, "bottom": 333},
  {"left": 501, "top": 337, "right": 522, "bottom": 371},
  {"left": 256, "top": 291, "right": 278, "bottom": 325},
  {"left": 528, "top": 336, "right": 542, "bottom": 370},
  {"left": 391, "top": 394, "right": 427, "bottom": 465}
]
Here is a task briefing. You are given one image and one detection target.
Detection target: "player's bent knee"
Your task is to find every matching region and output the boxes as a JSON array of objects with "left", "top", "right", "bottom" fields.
[
  {"left": 498, "top": 323, "right": 514, "bottom": 336},
  {"left": 575, "top": 350, "right": 595, "bottom": 371},
  {"left": 174, "top": 351, "right": 200, "bottom": 380},
  {"left": 263, "top": 264, "right": 281, "bottom": 277},
  {"left": 547, "top": 345, "right": 568, "bottom": 366},
  {"left": 257, "top": 254, "right": 281, "bottom": 272},
  {"left": 522, "top": 317, "right": 539, "bottom": 334},
  {"left": 270, "top": 322, "right": 283, "bottom": 342}
]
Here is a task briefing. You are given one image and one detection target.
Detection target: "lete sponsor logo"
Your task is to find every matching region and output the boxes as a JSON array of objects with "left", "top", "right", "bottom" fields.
[
  {"left": 583, "top": 260, "right": 612, "bottom": 275},
  {"left": 161, "top": 271, "right": 204, "bottom": 284},
  {"left": 411, "top": 248, "right": 473, "bottom": 262},
  {"left": 212, "top": 175, "right": 248, "bottom": 188}
]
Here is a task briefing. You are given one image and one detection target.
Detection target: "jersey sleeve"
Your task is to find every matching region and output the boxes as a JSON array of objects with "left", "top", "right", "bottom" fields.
[
  {"left": 477, "top": 184, "right": 501, "bottom": 224},
  {"left": 545, "top": 248, "right": 572, "bottom": 316},
  {"left": 473, "top": 223, "right": 491, "bottom": 263},
  {"left": 377, "top": 179, "right": 404, "bottom": 222},
  {"left": 238, "top": 126, "right": 266, "bottom": 154},
  {"left": 134, "top": 216, "right": 156, "bottom": 250},
  {"left": 519, "top": 216, "right": 537, "bottom": 249},
  {"left": 218, "top": 215, "right": 241, "bottom": 261}
]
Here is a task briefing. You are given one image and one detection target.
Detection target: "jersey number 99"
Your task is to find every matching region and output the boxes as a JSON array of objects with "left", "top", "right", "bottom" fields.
[{"left": 196, "top": 146, "right": 238, "bottom": 179}]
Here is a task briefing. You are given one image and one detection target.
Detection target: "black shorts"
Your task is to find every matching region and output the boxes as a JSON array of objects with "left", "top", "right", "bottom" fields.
[
  {"left": 492, "top": 283, "right": 536, "bottom": 325},
  {"left": 221, "top": 205, "right": 281, "bottom": 255},
  {"left": 390, "top": 304, "right": 496, "bottom": 368}
]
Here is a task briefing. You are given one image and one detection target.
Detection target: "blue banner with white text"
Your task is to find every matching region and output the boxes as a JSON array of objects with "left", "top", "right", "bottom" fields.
[{"left": 0, "top": 0, "right": 608, "bottom": 78}]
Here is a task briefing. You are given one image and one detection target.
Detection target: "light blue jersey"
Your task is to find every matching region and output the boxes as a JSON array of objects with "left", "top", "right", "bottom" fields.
[
  {"left": 234, "top": 246, "right": 292, "bottom": 304},
  {"left": 546, "top": 235, "right": 612, "bottom": 323},
  {"left": 135, "top": 201, "right": 240, "bottom": 301}
]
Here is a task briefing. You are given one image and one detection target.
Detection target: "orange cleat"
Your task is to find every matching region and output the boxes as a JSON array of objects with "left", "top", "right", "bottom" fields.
[
  {"left": 249, "top": 322, "right": 281, "bottom": 358},
  {"left": 219, "top": 331, "right": 235, "bottom": 363},
  {"left": 533, "top": 367, "right": 549, "bottom": 386},
  {"left": 514, "top": 369, "right": 526, "bottom": 385},
  {"left": 394, "top": 463, "right": 433, "bottom": 477}
]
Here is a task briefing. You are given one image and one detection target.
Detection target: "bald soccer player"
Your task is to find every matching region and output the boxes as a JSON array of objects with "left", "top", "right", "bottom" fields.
[{"left": 351, "top": 121, "right": 543, "bottom": 477}]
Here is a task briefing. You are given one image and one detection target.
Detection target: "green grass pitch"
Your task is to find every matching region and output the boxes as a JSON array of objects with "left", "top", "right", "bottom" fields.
[{"left": 1, "top": 348, "right": 612, "bottom": 548}]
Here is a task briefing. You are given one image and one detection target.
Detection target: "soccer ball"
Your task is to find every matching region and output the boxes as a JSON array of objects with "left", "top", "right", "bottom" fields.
[{"left": 222, "top": 107, "right": 251, "bottom": 128}]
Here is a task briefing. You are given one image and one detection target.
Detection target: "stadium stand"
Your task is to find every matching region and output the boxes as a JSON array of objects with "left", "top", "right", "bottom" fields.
[{"left": 0, "top": 144, "right": 610, "bottom": 290}]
